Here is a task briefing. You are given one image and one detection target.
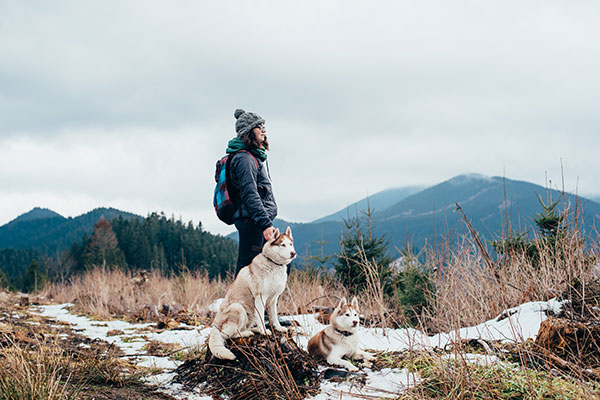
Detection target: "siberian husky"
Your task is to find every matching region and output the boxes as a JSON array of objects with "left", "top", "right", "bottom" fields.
[
  {"left": 307, "top": 297, "right": 375, "bottom": 371},
  {"left": 208, "top": 227, "right": 296, "bottom": 360}
]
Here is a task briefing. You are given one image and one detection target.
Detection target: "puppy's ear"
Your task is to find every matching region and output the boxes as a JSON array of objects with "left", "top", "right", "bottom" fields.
[
  {"left": 337, "top": 297, "right": 347, "bottom": 309},
  {"left": 285, "top": 226, "right": 292, "bottom": 239},
  {"left": 351, "top": 296, "right": 359, "bottom": 309}
]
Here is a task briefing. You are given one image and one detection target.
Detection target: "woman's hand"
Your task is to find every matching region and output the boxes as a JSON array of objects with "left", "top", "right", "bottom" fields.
[{"left": 263, "top": 226, "right": 276, "bottom": 241}]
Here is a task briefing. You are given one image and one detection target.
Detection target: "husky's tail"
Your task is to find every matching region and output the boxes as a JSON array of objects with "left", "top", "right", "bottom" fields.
[{"left": 208, "top": 327, "right": 236, "bottom": 360}]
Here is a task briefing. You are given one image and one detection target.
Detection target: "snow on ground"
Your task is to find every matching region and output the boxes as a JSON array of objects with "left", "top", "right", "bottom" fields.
[
  {"left": 33, "top": 304, "right": 212, "bottom": 400},
  {"left": 307, "top": 368, "right": 420, "bottom": 400},
  {"left": 287, "top": 297, "right": 565, "bottom": 352},
  {"left": 32, "top": 297, "right": 565, "bottom": 399}
]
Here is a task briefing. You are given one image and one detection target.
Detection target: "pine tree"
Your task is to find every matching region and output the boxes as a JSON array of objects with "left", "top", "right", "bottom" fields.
[
  {"left": 533, "top": 193, "right": 564, "bottom": 249},
  {"left": 0, "top": 270, "right": 12, "bottom": 290},
  {"left": 390, "top": 246, "right": 433, "bottom": 326},
  {"left": 491, "top": 192, "right": 566, "bottom": 266},
  {"left": 335, "top": 211, "right": 393, "bottom": 295},
  {"left": 23, "top": 260, "right": 48, "bottom": 293}
]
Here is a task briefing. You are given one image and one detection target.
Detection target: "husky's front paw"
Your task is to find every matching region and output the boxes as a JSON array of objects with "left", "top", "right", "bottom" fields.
[
  {"left": 274, "top": 326, "right": 288, "bottom": 333},
  {"left": 328, "top": 357, "right": 359, "bottom": 372},
  {"left": 355, "top": 350, "right": 375, "bottom": 361},
  {"left": 251, "top": 326, "right": 271, "bottom": 335},
  {"left": 346, "top": 364, "right": 359, "bottom": 372},
  {"left": 363, "top": 351, "right": 375, "bottom": 361}
]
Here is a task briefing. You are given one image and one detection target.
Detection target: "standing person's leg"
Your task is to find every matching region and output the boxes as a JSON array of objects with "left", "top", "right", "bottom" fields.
[{"left": 234, "top": 219, "right": 264, "bottom": 276}]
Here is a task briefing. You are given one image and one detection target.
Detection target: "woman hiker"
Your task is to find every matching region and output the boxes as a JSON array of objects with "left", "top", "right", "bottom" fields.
[{"left": 227, "top": 108, "right": 278, "bottom": 276}]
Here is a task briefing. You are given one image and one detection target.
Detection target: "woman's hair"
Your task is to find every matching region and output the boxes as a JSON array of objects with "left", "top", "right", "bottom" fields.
[{"left": 242, "top": 129, "right": 269, "bottom": 151}]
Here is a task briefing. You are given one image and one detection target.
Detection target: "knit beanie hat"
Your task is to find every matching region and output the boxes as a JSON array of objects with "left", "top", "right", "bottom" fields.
[{"left": 234, "top": 108, "right": 265, "bottom": 138}]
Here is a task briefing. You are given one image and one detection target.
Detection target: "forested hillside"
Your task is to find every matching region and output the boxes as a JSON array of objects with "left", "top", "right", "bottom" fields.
[
  {"left": 0, "top": 210, "right": 238, "bottom": 291},
  {"left": 0, "top": 207, "right": 140, "bottom": 254},
  {"left": 69, "top": 213, "right": 237, "bottom": 278}
]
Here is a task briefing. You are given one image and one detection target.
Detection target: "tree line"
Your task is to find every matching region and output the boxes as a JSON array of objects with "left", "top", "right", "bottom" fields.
[{"left": 0, "top": 212, "right": 238, "bottom": 291}]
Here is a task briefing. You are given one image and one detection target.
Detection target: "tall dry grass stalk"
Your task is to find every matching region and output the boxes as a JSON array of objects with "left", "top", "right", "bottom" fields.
[
  {"left": 354, "top": 246, "right": 391, "bottom": 328},
  {"left": 43, "top": 267, "right": 228, "bottom": 319}
]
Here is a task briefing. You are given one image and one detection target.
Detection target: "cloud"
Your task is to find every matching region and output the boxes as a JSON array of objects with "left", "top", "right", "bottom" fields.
[{"left": 1, "top": 1, "right": 599, "bottom": 234}]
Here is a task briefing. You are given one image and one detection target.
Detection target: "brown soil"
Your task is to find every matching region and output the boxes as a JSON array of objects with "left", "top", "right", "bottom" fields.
[{"left": 76, "top": 383, "right": 175, "bottom": 400}]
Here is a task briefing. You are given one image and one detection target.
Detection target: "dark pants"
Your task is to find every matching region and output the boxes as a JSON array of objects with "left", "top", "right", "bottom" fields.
[{"left": 234, "top": 219, "right": 264, "bottom": 276}]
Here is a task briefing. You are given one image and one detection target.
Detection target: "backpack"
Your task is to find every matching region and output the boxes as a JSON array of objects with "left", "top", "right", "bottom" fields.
[{"left": 213, "top": 150, "right": 258, "bottom": 225}]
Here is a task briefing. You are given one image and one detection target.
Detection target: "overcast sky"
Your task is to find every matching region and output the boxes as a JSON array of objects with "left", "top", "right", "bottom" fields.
[{"left": 1, "top": 0, "right": 599, "bottom": 235}]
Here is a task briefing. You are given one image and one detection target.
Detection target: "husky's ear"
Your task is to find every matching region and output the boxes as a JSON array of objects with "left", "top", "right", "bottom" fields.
[
  {"left": 285, "top": 226, "right": 292, "bottom": 239},
  {"left": 337, "top": 297, "right": 347, "bottom": 309},
  {"left": 351, "top": 296, "right": 359, "bottom": 309},
  {"left": 272, "top": 228, "right": 281, "bottom": 241}
]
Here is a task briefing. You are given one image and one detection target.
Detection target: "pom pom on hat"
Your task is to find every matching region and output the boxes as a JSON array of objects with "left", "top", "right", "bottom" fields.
[
  {"left": 234, "top": 109, "right": 245, "bottom": 119},
  {"left": 234, "top": 108, "right": 265, "bottom": 138}
]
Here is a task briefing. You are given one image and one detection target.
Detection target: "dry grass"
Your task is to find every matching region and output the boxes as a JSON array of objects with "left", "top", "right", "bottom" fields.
[
  {"left": 424, "top": 228, "right": 599, "bottom": 333},
  {"left": 279, "top": 268, "right": 346, "bottom": 315},
  {"left": 0, "top": 336, "right": 79, "bottom": 400},
  {"left": 355, "top": 246, "right": 393, "bottom": 328},
  {"left": 45, "top": 265, "right": 350, "bottom": 322},
  {"left": 43, "top": 267, "right": 228, "bottom": 320},
  {"left": 0, "top": 303, "right": 172, "bottom": 400}
]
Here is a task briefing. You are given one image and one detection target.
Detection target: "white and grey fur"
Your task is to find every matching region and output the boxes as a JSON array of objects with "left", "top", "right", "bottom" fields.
[
  {"left": 307, "top": 297, "right": 375, "bottom": 371},
  {"left": 208, "top": 227, "right": 296, "bottom": 360}
]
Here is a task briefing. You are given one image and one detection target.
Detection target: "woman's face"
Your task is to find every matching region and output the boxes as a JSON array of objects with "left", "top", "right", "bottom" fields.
[{"left": 253, "top": 124, "right": 267, "bottom": 145}]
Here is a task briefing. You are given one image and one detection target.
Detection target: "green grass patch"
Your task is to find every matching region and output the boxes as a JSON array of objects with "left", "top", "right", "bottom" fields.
[{"left": 399, "top": 358, "right": 600, "bottom": 400}]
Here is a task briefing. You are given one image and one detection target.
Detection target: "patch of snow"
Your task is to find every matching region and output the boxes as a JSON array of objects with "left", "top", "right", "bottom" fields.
[
  {"left": 147, "top": 373, "right": 211, "bottom": 400},
  {"left": 135, "top": 355, "right": 180, "bottom": 370},
  {"left": 308, "top": 368, "right": 419, "bottom": 400},
  {"left": 429, "top": 299, "right": 568, "bottom": 347},
  {"left": 32, "top": 304, "right": 207, "bottom": 357}
]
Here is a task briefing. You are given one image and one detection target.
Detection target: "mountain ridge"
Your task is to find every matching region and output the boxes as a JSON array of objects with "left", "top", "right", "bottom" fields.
[
  {"left": 312, "top": 185, "right": 426, "bottom": 224},
  {"left": 9, "top": 207, "right": 64, "bottom": 225},
  {"left": 0, "top": 207, "right": 141, "bottom": 254},
  {"left": 270, "top": 174, "right": 600, "bottom": 259},
  {"left": 4, "top": 174, "right": 600, "bottom": 262}
]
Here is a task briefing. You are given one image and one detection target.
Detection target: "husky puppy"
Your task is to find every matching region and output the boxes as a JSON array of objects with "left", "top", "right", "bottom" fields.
[
  {"left": 208, "top": 227, "right": 296, "bottom": 360},
  {"left": 307, "top": 297, "right": 374, "bottom": 371}
]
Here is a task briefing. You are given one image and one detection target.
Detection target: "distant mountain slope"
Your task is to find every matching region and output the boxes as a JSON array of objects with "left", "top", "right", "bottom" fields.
[
  {"left": 0, "top": 207, "right": 141, "bottom": 254},
  {"left": 10, "top": 207, "right": 63, "bottom": 223},
  {"left": 268, "top": 174, "right": 600, "bottom": 261},
  {"left": 312, "top": 186, "right": 426, "bottom": 224},
  {"left": 374, "top": 174, "right": 600, "bottom": 249}
]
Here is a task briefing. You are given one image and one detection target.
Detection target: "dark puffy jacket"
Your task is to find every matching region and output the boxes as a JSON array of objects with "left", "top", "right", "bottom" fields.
[{"left": 229, "top": 151, "right": 277, "bottom": 230}]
